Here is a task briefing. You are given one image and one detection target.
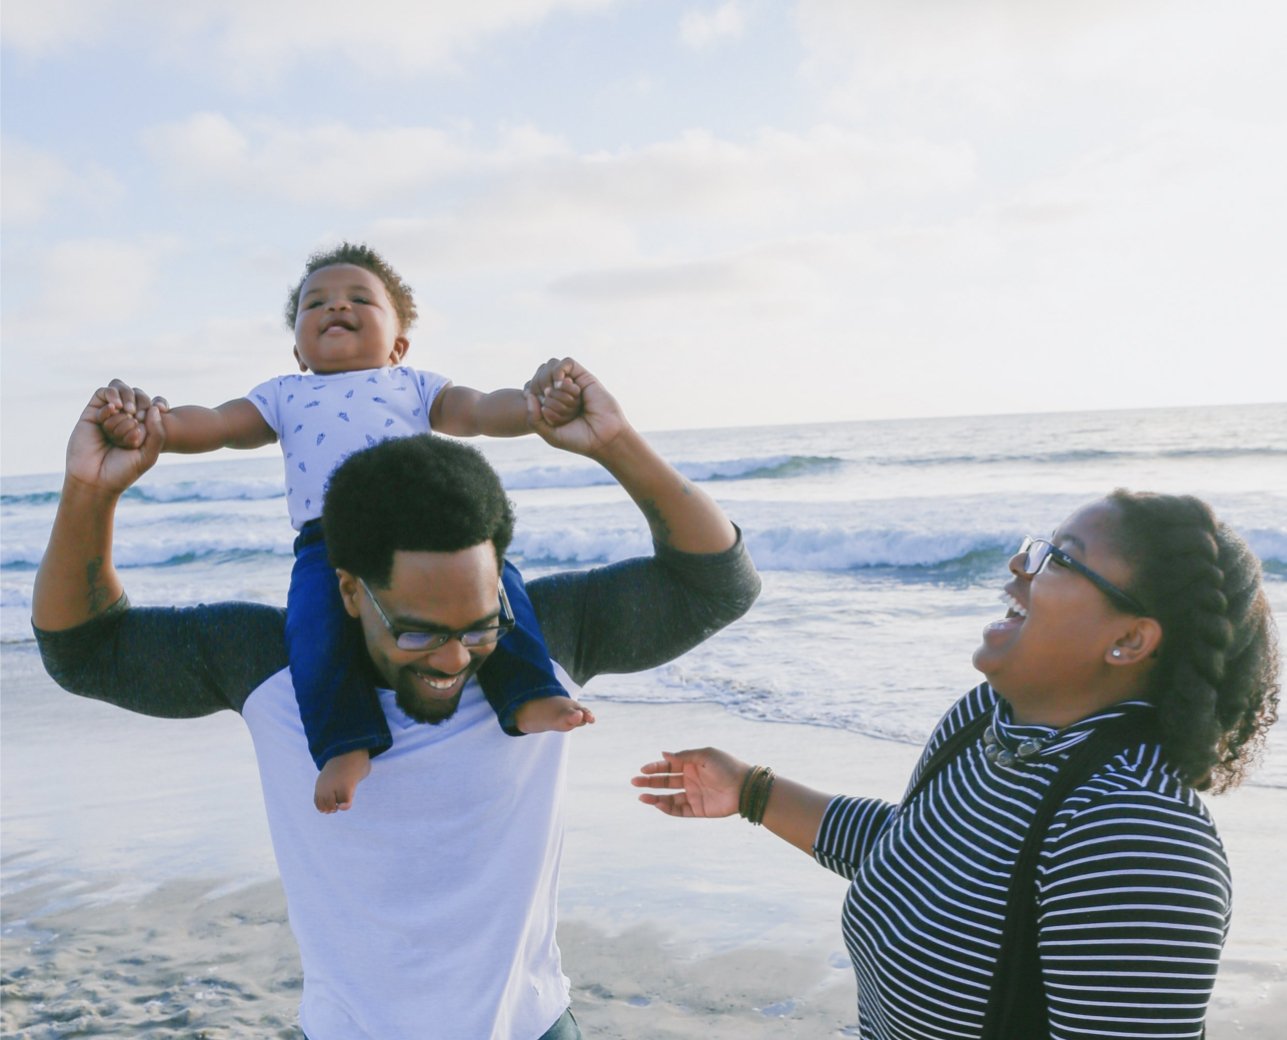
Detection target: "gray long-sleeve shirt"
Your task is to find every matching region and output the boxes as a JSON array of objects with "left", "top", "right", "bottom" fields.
[{"left": 36, "top": 535, "right": 761, "bottom": 719}]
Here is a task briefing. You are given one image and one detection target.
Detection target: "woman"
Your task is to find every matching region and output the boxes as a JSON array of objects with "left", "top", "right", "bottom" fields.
[{"left": 633, "top": 491, "right": 1279, "bottom": 1039}]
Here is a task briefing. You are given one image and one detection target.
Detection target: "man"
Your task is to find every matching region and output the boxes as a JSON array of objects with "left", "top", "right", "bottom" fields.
[{"left": 33, "top": 359, "right": 760, "bottom": 1040}]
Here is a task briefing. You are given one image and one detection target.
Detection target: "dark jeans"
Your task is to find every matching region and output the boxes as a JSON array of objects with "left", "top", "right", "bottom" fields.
[
  {"left": 287, "top": 520, "right": 568, "bottom": 769},
  {"left": 538, "top": 1008, "right": 583, "bottom": 1039},
  {"left": 303, "top": 1007, "right": 580, "bottom": 1040}
]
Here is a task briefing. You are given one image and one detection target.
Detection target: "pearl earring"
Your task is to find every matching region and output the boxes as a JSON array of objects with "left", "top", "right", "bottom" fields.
[{"left": 1111, "top": 649, "right": 1122, "bottom": 659}]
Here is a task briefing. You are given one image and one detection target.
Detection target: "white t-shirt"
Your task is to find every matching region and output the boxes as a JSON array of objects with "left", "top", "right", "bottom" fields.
[
  {"left": 242, "top": 664, "right": 575, "bottom": 1040},
  {"left": 247, "top": 367, "right": 450, "bottom": 529}
]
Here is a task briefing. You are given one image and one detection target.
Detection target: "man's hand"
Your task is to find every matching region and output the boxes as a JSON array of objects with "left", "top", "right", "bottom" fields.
[
  {"left": 524, "top": 358, "right": 626, "bottom": 458},
  {"left": 70, "top": 380, "right": 169, "bottom": 495}
]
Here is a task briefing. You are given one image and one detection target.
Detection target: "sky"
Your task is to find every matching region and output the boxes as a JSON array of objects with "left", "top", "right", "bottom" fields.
[{"left": 2, "top": 0, "right": 1284, "bottom": 477}]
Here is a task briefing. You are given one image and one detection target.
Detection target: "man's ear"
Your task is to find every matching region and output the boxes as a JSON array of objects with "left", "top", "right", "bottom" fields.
[
  {"left": 1107, "top": 616, "right": 1163, "bottom": 665},
  {"left": 336, "top": 569, "right": 362, "bottom": 619}
]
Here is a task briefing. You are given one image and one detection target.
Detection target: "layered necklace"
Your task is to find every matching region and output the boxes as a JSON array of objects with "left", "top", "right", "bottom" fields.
[
  {"left": 982, "top": 724, "right": 1057, "bottom": 768},
  {"left": 983, "top": 699, "right": 1154, "bottom": 769}
]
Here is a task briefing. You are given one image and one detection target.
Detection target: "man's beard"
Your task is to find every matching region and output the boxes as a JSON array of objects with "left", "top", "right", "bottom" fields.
[
  {"left": 395, "top": 684, "right": 462, "bottom": 725},
  {"left": 392, "top": 657, "right": 484, "bottom": 725}
]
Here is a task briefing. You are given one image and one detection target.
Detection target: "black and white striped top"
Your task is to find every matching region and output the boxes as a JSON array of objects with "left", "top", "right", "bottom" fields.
[{"left": 814, "top": 683, "right": 1230, "bottom": 1039}]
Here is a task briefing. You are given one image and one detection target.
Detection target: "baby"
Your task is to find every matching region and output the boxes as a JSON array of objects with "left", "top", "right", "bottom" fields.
[{"left": 99, "top": 242, "right": 593, "bottom": 813}]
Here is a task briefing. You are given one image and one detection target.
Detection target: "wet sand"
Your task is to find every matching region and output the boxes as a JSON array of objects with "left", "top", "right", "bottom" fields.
[
  {"left": 3, "top": 687, "right": 1284, "bottom": 1037},
  {"left": 4, "top": 875, "right": 1282, "bottom": 1038}
]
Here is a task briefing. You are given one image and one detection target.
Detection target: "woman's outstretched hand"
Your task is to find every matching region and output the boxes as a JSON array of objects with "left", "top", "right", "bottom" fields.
[{"left": 632, "top": 748, "right": 750, "bottom": 819}]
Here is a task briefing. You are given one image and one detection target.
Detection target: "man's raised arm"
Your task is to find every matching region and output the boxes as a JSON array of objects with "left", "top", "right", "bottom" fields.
[
  {"left": 34, "top": 381, "right": 286, "bottom": 719},
  {"left": 525, "top": 358, "right": 736, "bottom": 556},
  {"left": 523, "top": 359, "right": 759, "bottom": 686},
  {"left": 33, "top": 381, "right": 167, "bottom": 631}
]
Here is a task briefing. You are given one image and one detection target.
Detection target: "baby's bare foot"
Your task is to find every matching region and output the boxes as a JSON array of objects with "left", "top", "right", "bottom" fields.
[
  {"left": 514, "top": 696, "right": 596, "bottom": 734},
  {"left": 315, "top": 749, "right": 372, "bottom": 813}
]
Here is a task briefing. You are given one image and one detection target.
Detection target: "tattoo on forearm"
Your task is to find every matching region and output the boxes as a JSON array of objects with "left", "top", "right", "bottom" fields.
[
  {"left": 639, "top": 498, "right": 673, "bottom": 546},
  {"left": 85, "top": 557, "right": 109, "bottom": 616}
]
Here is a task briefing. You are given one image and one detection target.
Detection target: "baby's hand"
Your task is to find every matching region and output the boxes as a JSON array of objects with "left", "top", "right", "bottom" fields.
[
  {"left": 96, "top": 399, "right": 148, "bottom": 449},
  {"left": 536, "top": 367, "right": 583, "bottom": 428},
  {"left": 94, "top": 385, "right": 168, "bottom": 449}
]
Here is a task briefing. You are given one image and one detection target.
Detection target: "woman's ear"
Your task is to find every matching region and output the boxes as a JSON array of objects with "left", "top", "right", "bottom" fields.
[{"left": 1107, "top": 616, "right": 1163, "bottom": 665}]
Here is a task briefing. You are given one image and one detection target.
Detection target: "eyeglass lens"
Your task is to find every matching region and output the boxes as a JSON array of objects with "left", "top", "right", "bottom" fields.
[
  {"left": 1020, "top": 538, "right": 1051, "bottom": 575},
  {"left": 396, "top": 628, "right": 505, "bottom": 652}
]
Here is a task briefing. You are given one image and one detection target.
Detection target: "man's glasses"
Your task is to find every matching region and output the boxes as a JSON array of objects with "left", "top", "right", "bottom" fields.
[
  {"left": 357, "top": 577, "right": 516, "bottom": 652},
  {"left": 1017, "top": 537, "right": 1148, "bottom": 616}
]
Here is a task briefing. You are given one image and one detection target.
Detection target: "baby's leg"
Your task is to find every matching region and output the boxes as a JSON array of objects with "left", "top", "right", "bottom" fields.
[
  {"left": 287, "top": 522, "right": 392, "bottom": 813},
  {"left": 479, "top": 560, "right": 590, "bottom": 736},
  {"left": 314, "top": 750, "right": 372, "bottom": 814},
  {"left": 512, "top": 694, "right": 596, "bottom": 734}
]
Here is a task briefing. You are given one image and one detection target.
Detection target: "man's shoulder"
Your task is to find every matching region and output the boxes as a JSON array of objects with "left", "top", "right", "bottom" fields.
[
  {"left": 36, "top": 597, "right": 289, "bottom": 716},
  {"left": 146, "top": 601, "right": 291, "bottom": 708},
  {"left": 524, "top": 534, "right": 760, "bottom": 687}
]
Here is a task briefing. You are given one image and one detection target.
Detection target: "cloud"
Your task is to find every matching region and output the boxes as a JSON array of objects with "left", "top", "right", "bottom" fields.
[
  {"left": 370, "top": 200, "right": 637, "bottom": 274},
  {"left": 142, "top": 111, "right": 973, "bottom": 242},
  {"left": 567, "top": 126, "right": 973, "bottom": 220},
  {"left": 0, "top": 308, "right": 289, "bottom": 477},
  {"left": 0, "top": 139, "right": 71, "bottom": 223},
  {"left": 981, "top": 113, "right": 1287, "bottom": 355},
  {"left": 142, "top": 114, "right": 574, "bottom": 206},
  {"left": 42, "top": 239, "right": 163, "bottom": 316},
  {"left": 1, "top": 235, "right": 182, "bottom": 476},
  {"left": 3, "top": 237, "right": 178, "bottom": 341},
  {"left": 550, "top": 256, "right": 752, "bottom": 301},
  {"left": 795, "top": 0, "right": 1287, "bottom": 118},
  {"left": 132, "top": 315, "right": 290, "bottom": 384},
  {"left": 989, "top": 111, "right": 1287, "bottom": 248},
  {"left": 2, "top": 0, "right": 619, "bottom": 84},
  {"left": 0, "top": 138, "right": 124, "bottom": 225},
  {"left": 679, "top": 2, "right": 745, "bottom": 49},
  {"left": 0, "top": 0, "right": 117, "bottom": 53},
  {"left": 407, "top": 125, "right": 973, "bottom": 285},
  {"left": 546, "top": 238, "right": 841, "bottom": 305},
  {"left": 514, "top": 104, "right": 1287, "bottom": 421},
  {"left": 136, "top": 113, "right": 975, "bottom": 293}
]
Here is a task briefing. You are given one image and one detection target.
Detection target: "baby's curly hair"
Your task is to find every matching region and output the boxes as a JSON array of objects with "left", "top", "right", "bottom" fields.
[
  {"left": 284, "top": 242, "right": 418, "bottom": 333},
  {"left": 1108, "top": 490, "right": 1280, "bottom": 793},
  {"left": 321, "top": 434, "right": 514, "bottom": 588}
]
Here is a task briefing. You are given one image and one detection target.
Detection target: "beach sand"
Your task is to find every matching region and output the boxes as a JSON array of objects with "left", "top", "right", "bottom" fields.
[{"left": 3, "top": 692, "right": 1284, "bottom": 1038}]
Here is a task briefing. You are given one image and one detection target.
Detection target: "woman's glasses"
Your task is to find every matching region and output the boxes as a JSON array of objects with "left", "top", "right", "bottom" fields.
[{"left": 1018, "top": 537, "right": 1148, "bottom": 616}]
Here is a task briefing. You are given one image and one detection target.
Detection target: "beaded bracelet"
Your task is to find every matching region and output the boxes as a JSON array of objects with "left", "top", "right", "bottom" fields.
[{"left": 738, "top": 765, "right": 776, "bottom": 825}]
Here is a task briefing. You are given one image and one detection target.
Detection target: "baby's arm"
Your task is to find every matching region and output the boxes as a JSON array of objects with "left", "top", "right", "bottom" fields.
[
  {"left": 161, "top": 400, "right": 276, "bottom": 452},
  {"left": 430, "top": 385, "right": 530, "bottom": 438},
  {"left": 99, "top": 393, "right": 275, "bottom": 454},
  {"left": 431, "top": 371, "right": 582, "bottom": 438}
]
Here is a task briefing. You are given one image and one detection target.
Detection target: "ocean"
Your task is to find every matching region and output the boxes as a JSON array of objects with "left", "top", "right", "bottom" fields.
[{"left": 4, "top": 401, "right": 1285, "bottom": 761}]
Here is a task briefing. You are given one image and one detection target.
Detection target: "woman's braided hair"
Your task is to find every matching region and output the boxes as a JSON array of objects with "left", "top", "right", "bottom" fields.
[{"left": 1108, "top": 490, "right": 1279, "bottom": 792}]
